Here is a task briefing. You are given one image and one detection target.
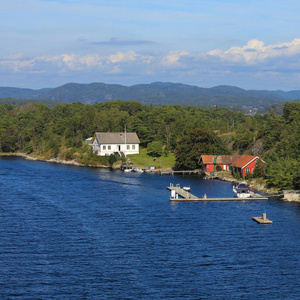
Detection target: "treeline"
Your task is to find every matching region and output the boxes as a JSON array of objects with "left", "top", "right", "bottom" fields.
[
  {"left": 257, "top": 102, "right": 300, "bottom": 190},
  {"left": 0, "top": 98, "right": 62, "bottom": 108},
  {"left": 0, "top": 100, "right": 299, "bottom": 189}
]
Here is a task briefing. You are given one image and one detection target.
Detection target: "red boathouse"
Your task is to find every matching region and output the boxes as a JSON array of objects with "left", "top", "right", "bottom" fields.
[
  {"left": 199, "top": 154, "right": 265, "bottom": 178},
  {"left": 231, "top": 155, "right": 265, "bottom": 178},
  {"left": 199, "top": 155, "right": 242, "bottom": 173}
]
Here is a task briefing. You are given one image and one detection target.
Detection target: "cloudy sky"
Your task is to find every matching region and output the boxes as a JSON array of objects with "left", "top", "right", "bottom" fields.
[{"left": 1, "top": 0, "right": 300, "bottom": 90}]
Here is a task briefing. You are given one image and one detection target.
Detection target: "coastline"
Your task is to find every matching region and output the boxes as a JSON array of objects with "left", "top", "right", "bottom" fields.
[
  {"left": 2, "top": 152, "right": 296, "bottom": 201},
  {"left": 0, "top": 152, "right": 111, "bottom": 168},
  {"left": 216, "top": 172, "right": 279, "bottom": 195}
]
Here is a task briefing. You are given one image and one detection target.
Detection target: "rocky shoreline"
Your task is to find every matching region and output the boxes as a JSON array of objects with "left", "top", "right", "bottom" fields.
[
  {"left": 2, "top": 152, "right": 295, "bottom": 201},
  {"left": 1, "top": 152, "right": 110, "bottom": 168},
  {"left": 215, "top": 172, "right": 279, "bottom": 195}
]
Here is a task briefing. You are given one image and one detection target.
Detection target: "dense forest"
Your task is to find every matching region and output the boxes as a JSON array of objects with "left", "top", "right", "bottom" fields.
[{"left": 0, "top": 99, "right": 299, "bottom": 190}]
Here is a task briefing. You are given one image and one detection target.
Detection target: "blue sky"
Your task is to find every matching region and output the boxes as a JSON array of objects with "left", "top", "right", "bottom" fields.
[{"left": 1, "top": 0, "right": 300, "bottom": 90}]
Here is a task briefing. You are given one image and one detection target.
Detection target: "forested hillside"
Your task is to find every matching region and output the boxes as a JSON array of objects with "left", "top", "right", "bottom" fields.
[
  {"left": 1, "top": 82, "right": 299, "bottom": 110},
  {"left": 0, "top": 100, "right": 299, "bottom": 189}
]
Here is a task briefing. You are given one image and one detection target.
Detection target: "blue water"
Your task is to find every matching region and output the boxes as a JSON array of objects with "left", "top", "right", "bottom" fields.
[{"left": 0, "top": 157, "right": 299, "bottom": 299}]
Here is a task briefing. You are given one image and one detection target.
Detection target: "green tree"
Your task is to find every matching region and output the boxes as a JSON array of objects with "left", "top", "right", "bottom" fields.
[
  {"left": 266, "top": 157, "right": 300, "bottom": 190},
  {"left": 175, "top": 128, "right": 229, "bottom": 170},
  {"left": 0, "top": 125, "right": 17, "bottom": 152},
  {"left": 147, "top": 141, "right": 163, "bottom": 157},
  {"left": 253, "top": 159, "right": 266, "bottom": 177},
  {"left": 108, "top": 154, "right": 118, "bottom": 167},
  {"left": 283, "top": 101, "right": 300, "bottom": 123}
]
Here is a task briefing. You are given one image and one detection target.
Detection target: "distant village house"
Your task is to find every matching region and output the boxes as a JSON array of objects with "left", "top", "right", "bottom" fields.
[
  {"left": 92, "top": 132, "right": 140, "bottom": 156},
  {"left": 199, "top": 154, "right": 265, "bottom": 178}
]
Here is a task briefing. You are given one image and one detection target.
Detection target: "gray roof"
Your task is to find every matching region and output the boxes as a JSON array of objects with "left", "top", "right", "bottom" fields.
[{"left": 93, "top": 132, "right": 140, "bottom": 144}]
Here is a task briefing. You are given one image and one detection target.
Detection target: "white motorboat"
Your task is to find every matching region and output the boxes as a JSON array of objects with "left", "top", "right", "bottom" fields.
[
  {"left": 122, "top": 165, "right": 133, "bottom": 172},
  {"left": 233, "top": 182, "right": 251, "bottom": 198},
  {"left": 183, "top": 186, "right": 191, "bottom": 191},
  {"left": 133, "top": 167, "right": 144, "bottom": 173}
]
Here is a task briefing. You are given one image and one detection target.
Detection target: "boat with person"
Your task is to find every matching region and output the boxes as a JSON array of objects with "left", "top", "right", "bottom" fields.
[{"left": 233, "top": 182, "right": 251, "bottom": 198}]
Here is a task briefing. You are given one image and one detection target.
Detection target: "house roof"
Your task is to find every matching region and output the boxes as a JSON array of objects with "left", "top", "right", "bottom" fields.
[
  {"left": 199, "top": 155, "right": 242, "bottom": 165},
  {"left": 231, "top": 155, "right": 259, "bottom": 169},
  {"left": 93, "top": 132, "right": 140, "bottom": 144}
]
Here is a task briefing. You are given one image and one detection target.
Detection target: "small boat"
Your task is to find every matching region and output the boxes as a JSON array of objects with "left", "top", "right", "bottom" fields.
[
  {"left": 183, "top": 186, "right": 191, "bottom": 192},
  {"left": 133, "top": 167, "right": 144, "bottom": 173},
  {"left": 121, "top": 165, "right": 133, "bottom": 172},
  {"left": 233, "top": 182, "right": 251, "bottom": 198}
]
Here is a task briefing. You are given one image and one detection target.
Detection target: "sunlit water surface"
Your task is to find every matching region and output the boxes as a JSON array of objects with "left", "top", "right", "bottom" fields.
[{"left": 0, "top": 157, "right": 299, "bottom": 299}]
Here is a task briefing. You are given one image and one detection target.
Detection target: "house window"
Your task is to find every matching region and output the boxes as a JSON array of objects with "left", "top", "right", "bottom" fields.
[
  {"left": 132, "top": 145, "right": 135, "bottom": 150},
  {"left": 246, "top": 168, "right": 250, "bottom": 173},
  {"left": 103, "top": 145, "right": 106, "bottom": 150},
  {"left": 108, "top": 146, "right": 111, "bottom": 150},
  {"left": 127, "top": 145, "right": 130, "bottom": 150}
]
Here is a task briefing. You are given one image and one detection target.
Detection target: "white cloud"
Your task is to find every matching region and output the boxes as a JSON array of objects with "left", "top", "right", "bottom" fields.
[
  {"left": 107, "top": 51, "right": 139, "bottom": 63},
  {"left": 161, "top": 50, "right": 190, "bottom": 66},
  {"left": 2, "top": 38, "right": 300, "bottom": 74},
  {"left": 1, "top": 37, "right": 300, "bottom": 89},
  {"left": 107, "top": 51, "right": 152, "bottom": 64},
  {"left": 207, "top": 38, "right": 300, "bottom": 64},
  {"left": 0, "top": 53, "right": 35, "bottom": 72}
]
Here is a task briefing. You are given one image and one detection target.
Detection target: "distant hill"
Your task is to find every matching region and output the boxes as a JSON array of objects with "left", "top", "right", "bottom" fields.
[
  {"left": 0, "top": 87, "right": 51, "bottom": 99},
  {"left": 0, "top": 82, "right": 299, "bottom": 109}
]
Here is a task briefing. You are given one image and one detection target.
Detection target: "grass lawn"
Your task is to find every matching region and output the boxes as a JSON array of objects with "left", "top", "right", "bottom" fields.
[{"left": 127, "top": 147, "right": 175, "bottom": 169}]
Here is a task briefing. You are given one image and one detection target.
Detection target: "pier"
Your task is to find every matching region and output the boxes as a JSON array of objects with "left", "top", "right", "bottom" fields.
[
  {"left": 160, "top": 170, "right": 200, "bottom": 176},
  {"left": 167, "top": 184, "right": 200, "bottom": 200},
  {"left": 167, "top": 183, "right": 268, "bottom": 201},
  {"left": 253, "top": 213, "right": 273, "bottom": 224}
]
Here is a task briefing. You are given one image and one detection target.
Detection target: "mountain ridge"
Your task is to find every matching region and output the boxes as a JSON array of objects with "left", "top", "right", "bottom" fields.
[{"left": 0, "top": 82, "right": 299, "bottom": 109}]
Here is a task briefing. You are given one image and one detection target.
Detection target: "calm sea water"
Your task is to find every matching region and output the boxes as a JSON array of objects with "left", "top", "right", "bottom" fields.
[{"left": 0, "top": 157, "right": 299, "bottom": 299}]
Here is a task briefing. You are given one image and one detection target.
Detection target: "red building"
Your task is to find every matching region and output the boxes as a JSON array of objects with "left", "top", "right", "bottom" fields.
[
  {"left": 199, "top": 155, "right": 242, "bottom": 173},
  {"left": 231, "top": 155, "right": 265, "bottom": 178},
  {"left": 199, "top": 154, "right": 265, "bottom": 178}
]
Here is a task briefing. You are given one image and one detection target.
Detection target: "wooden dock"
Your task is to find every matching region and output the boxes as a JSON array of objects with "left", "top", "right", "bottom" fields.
[
  {"left": 167, "top": 184, "right": 268, "bottom": 201},
  {"left": 167, "top": 184, "right": 200, "bottom": 200},
  {"left": 252, "top": 213, "right": 273, "bottom": 224},
  {"left": 160, "top": 170, "right": 200, "bottom": 176}
]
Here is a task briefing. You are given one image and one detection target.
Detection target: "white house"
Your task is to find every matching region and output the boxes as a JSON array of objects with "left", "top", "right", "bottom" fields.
[{"left": 92, "top": 132, "right": 140, "bottom": 156}]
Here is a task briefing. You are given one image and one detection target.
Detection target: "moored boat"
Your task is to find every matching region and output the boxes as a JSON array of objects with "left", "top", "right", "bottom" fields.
[
  {"left": 133, "top": 167, "right": 144, "bottom": 173},
  {"left": 183, "top": 186, "right": 191, "bottom": 191},
  {"left": 121, "top": 164, "right": 134, "bottom": 172},
  {"left": 233, "top": 182, "right": 251, "bottom": 198}
]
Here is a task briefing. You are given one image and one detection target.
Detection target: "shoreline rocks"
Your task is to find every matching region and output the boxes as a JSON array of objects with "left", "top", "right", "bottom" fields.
[
  {"left": 1, "top": 152, "right": 290, "bottom": 199},
  {"left": 215, "top": 173, "right": 279, "bottom": 195},
  {"left": 1, "top": 152, "right": 110, "bottom": 168}
]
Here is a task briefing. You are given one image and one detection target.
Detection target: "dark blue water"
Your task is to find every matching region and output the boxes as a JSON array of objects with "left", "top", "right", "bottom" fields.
[{"left": 0, "top": 157, "right": 299, "bottom": 299}]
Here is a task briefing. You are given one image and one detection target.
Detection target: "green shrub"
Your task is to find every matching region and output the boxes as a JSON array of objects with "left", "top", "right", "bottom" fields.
[
  {"left": 216, "top": 165, "right": 222, "bottom": 172},
  {"left": 108, "top": 154, "right": 118, "bottom": 167},
  {"left": 147, "top": 141, "right": 163, "bottom": 157}
]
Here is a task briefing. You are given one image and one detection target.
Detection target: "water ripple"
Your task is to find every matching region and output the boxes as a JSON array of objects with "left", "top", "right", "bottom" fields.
[{"left": 0, "top": 157, "right": 299, "bottom": 299}]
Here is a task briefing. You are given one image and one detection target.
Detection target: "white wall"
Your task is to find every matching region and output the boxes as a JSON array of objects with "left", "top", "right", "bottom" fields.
[{"left": 94, "top": 143, "right": 139, "bottom": 156}]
